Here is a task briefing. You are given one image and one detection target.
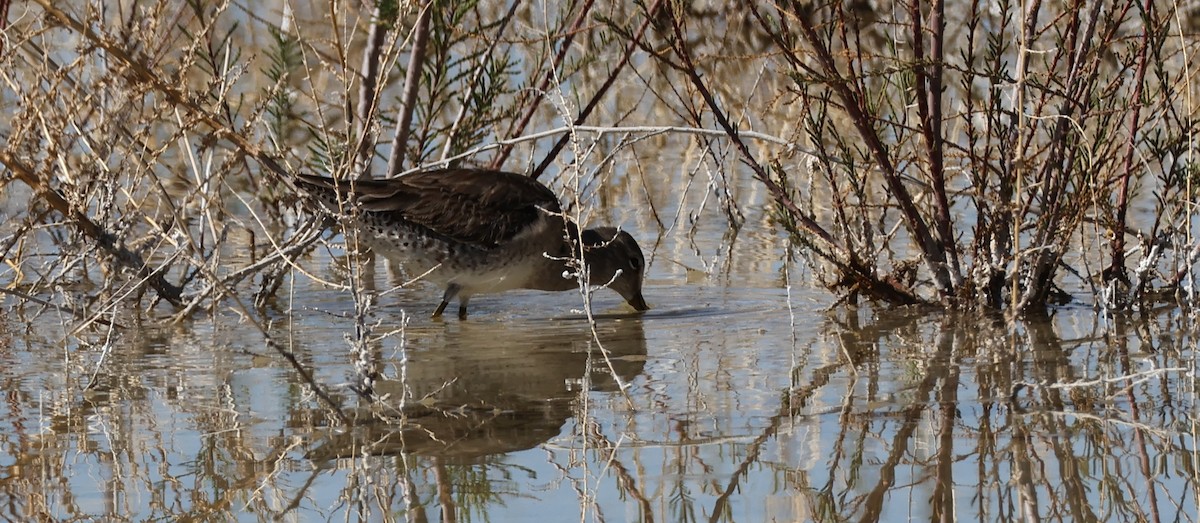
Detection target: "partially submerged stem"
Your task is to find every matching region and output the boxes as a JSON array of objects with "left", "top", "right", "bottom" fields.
[{"left": 662, "top": 6, "right": 923, "bottom": 305}]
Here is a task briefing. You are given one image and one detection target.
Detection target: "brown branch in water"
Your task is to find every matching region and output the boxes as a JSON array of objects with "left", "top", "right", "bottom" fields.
[
  {"left": 910, "top": 0, "right": 961, "bottom": 289},
  {"left": 663, "top": 8, "right": 922, "bottom": 306},
  {"left": 744, "top": 1, "right": 943, "bottom": 305},
  {"left": 385, "top": 1, "right": 433, "bottom": 177},
  {"left": 1108, "top": 0, "right": 1153, "bottom": 297},
  {"left": 1015, "top": 0, "right": 1112, "bottom": 311},
  {"left": 783, "top": 0, "right": 952, "bottom": 299}
]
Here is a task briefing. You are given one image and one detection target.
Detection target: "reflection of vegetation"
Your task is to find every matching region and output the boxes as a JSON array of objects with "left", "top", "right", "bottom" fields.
[{"left": 1, "top": 287, "right": 1196, "bottom": 521}]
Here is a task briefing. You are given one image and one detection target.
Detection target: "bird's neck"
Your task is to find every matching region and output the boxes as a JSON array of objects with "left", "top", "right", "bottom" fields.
[{"left": 528, "top": 241, "right": 613, "bottom": 292}]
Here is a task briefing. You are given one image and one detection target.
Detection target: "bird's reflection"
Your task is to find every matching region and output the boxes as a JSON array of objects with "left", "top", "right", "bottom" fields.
[{"left": 306, "top": 316, "right": 647, "bottom": 462}]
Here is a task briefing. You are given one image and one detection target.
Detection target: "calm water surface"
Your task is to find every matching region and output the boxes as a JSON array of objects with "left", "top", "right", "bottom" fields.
[{"left": 1, "top": 167, "right": 1197, "bottom": 522}]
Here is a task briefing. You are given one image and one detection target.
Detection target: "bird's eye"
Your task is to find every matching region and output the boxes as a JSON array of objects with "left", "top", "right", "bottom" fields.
[{"left": 630, "top": 258, "right": 642, "bottom": 270}]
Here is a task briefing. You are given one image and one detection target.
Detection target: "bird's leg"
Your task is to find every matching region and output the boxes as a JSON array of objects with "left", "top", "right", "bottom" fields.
[
  {"left": 457, "top": 296, "right": 470, "bottom": 320},
  {"left": 433, "top": 283, "right": 461, "bottom": 318}
]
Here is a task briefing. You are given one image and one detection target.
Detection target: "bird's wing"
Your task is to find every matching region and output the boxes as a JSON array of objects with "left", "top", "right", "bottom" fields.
[{"left": 296, "top": 169, "right": 563, "bottom": 247}]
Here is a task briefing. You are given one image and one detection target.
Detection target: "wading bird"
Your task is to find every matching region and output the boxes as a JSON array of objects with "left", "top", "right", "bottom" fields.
[{"left": 296, "top": 169, "right": 648, "bottom": 319}]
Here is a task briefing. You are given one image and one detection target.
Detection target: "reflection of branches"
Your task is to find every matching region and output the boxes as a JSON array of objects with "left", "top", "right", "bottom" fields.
[
  {"left": 566, "top": 419, "right": 652, "bottom": 523},
  {"left": 1013, "top": 365, "right": 1188, "bottom": 402},
  {"left": 857, "top": 357, "right": 942, "bottom": 522},
  {"left": 270, "top": 464, "right": 324, "bottom": 519},
  {"left": 579, "top": 420, "right": 654, "bottom": 521},
  {"left": 1023, "top": 410, "right": 1186, "bottom": 438},
  {"left": 0, "top": 287, "right": 124, "bottom": 330},
  {"left": 1010, "top": 418, "right": 1043, "bottom": 523},
  {"left": 930, "top": 329, "right": 960, "bottom": 522},
  {"left": 239, "top": 437, "right": 306, "bottom": 514},
  {"left": 708, "top": 357, "right": 851, "bottom": 523}
]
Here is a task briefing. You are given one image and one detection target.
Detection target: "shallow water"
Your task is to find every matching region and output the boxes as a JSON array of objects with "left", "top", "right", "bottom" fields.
[
  {"left": 2, "top": 184, "right": 1197, "bottom": 522},
  {"left": 6, "top": 132, "right": 1200, "bottom": 519}
]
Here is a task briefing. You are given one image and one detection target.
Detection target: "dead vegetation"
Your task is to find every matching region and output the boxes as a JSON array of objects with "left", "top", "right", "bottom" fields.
[{"left": 3, "top": 1, "right": 1197, "bottom": 325}]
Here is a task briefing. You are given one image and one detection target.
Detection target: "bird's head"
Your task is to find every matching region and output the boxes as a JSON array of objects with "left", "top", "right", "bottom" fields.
[{"left": 581, "top": 227, "right": 649, "bottom": 312}]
